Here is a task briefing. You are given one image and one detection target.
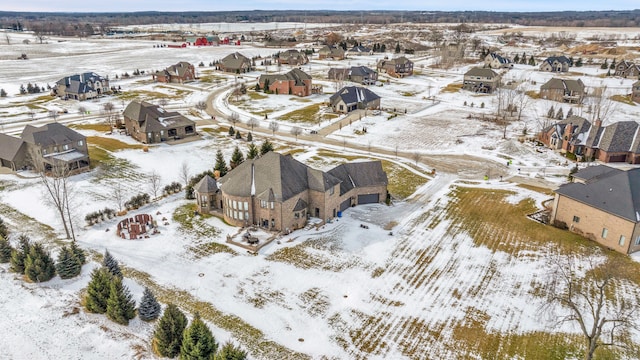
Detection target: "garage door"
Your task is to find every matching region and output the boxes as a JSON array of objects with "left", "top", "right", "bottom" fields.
[
  {"left": 357, "top": 193, "right": 379, "bottom": 204},
  {"left": 340, "top": 199, "right": 351, "bottom": 212},
  {"left": 608, "top": 154, "right": 627, "bottom": 162}
]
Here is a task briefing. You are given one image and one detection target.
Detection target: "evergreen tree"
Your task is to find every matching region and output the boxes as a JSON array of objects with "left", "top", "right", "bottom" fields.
[
  {"left": 567, "top": 108, "right": 574, "bottom": 118},
  {"left": 520, "top": 52, "right": 527, "bottom": 64},
  {"left": 380, "top": 44, "right": 386, "bottom": 52},
  {"left": 555, "top": 107, "right": 564, "bottom": 120},
  {"left": 25, "top": 242, "right": 56, "bottom": 283},
  {"left": 85, "top": 267, "right": 112, "bottom": 314},
  {"left": 235, "top": 131, "right": 242, "bottom": 140},
  {"left": 547, "top": 105, "right": 555, "bottom": 118},
  {"left": 139, "top": 287, "right": 161, "bottom": 321},
  {"left": 610, "top": 58, "right": 617, "bottom": 70},
  {"left": 246, "top": 132, "right": 253, "bottom": 142},
  {"left": 600, "top": 59, "right": 608, "bottom": 69},
  {"left": 528, "top": 56, "right": 536, "bottom": 66},
  {"left": 180, "top": 313, "right": 218, "bottom": 360},
  {"left": 513, "top": 54, "right": 520, "bottom": 64},
  {"left": 394, "top": 42, "right": 401, "bottom": 53},
  {"left": 230, "top": 147, "right": 244, "bottom": 169},
  {"left": 0, "top": 216, "right": 7, "bottom": 238},
  {"left": 106, "top": 275, "right": 136, "bottom": 325},
  {"left": 153, "top": 303, "right": 188, "bottom": 358},
  {"left": 214, "top": 150, "right": 228, "bottom": 177},
  {"left": 0, "top": 88, "right": 7, "bottom": 97},
  {"left": 70, "top": 241, "right": 86, "bottom": 265},
  {"left": 576, "top": 58, "right": 583, "bottom": 67},
  {"left": 103, "top": 250, "right": 122, "bottom": 278},
  {"left": 19, "top": 84, "right": 26, "bottom": 94},
  {"left": 246, "top": 143, "right": 258, "bottom": 159},
  {"left": 0, "top": 235, "right": 13, "bottom": 263},
  {"left": 214, "top": 342, "right": 247, "bottom": 360},
  {"left": 606, "top": 69, "right": 611, "bottom": 77},
  {"left": 56, "top": 245, "right": 82, "bottom": 279},
  {"left": 228, "top": 126, "right": 235, "bottom": 136},
  {"left": 10, "top": 235, "right": 30, "bottom": 274},
  {"left": 259, "top": 140, "right": 274, "bottom": 155}
]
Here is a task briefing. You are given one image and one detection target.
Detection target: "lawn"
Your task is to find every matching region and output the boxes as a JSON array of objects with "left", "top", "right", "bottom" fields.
[{"left": 278, "top": 104, "right": 321, "bottom": 123}]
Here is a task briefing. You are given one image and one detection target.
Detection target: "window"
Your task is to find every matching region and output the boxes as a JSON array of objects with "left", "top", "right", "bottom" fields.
[
  {"left": 261, "top": 200, "right": 267, "bottom": 208},
  {"left": 330, "top": 187, "right": 334, "bottom": 195},
  {"left": 572, "top": 216, "right": 580, "bottom": 223},
  {"left": 270, "top": 202, "right": 274, "bottom": 209},
  {"left": 233, "top": 200, "right": 237, "bottom": 209},
  {"left": 635, "top": 236, "right": 640, "bottom": 246},
  {"left": 239, "top": 211, "right": 243, "bottom": 220},
  {"left": 78, "top": 140, "right": 83, "bottom": 146},
  {"left": 63, "top": 144, "right": 69, "bottom": 151},
  {"left": 244, "top": 202, "right": 248, "bottom": 210},
  {"left": 602, "top": 228, "right": 608, "bottom": 239},
  {"left": 245, "top": 211, "right": 249, "bottom": 220},
  {"left": 42, "top": 149, "right": 47, "bottom": 155},
  {"left": 233, "top": 211, "right": 238, "bottom": 219},
  {"left": 619, "top": 235, "right": 626, "bottom": 246}
]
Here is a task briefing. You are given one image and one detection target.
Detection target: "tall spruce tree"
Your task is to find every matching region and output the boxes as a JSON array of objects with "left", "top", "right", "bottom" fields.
[
  {"left": 56, "top": 245, "right": 81, "bottom": 279},
  {"left": 0, "top": 235, "right": 12, "bottom": 263},
  {"left": 214, "top": 342, "right": 247, "bottom": 360},
  {"left": 0, "top": 216, "right": 8, "bottom": 238},
  {"left": 70, "top": 241, "right": 86, "bottom": 265},
  {"left": 106, "top": 275, "right": 136, "bottom": 325},
  {"left": 214, "top": 150, "right": 228, "bottom": 177},
  {"left": 103, "top": 250, "right": 122, "bottom": 278},
  {"left": 139, "top": 287, "right": 161, "bottom": 321},
  {"left": 153, "top": 303, "right": 188, "bottom": 358},
  {"left": 246, "top": 132, "right": 253, "bottom": 142},
  {"left": 246, "top": 143, "right": 258, "bottom": 159},
  {"left": 85, "top": 267, "right": 112, "bottom": 314},
  {"left": 259, "top": 139, "right": 273, "bottom": 155},
  {"left": 25, "top": 242, "right": 56, "bottom": 283},
  {"left": 10, "top": 235, "right": 31, "bottom": 274},
  {"left": 180, "top": 313, "right": 218, "bottom": 360},
  {"left": 230, "top": 147, "right": 244, "bottom": 169}
]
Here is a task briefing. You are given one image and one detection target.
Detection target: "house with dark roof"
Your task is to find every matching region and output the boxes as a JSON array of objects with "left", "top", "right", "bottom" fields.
[
  {"left": 613, "top": 60, "right": 640, "bottom": 78},
  {"left": 633, "top": 81, "right": 640, "bottom": 103},
  {"left": 583, "top": 120, "right": 640, "bottom": 164},
  {"left": 318, "top": 45, "right": 345, "bottom": 60},
  {"left": 551, "top": 165, "right": 640, "bottom": 254},
  {"left": 194, "top": 174, "right": 220, "bottom": 214},
  {"left": 217, "top": 52, "right": 252, "bottom": 73},
  {"left": 258, "top": 68, "right": 313, "bottom": 97},
  {"left": 462, "top": 67, "right": 500, "bottom": 93},
  {"left": 0, "top": 123, "right": 89, "bottom": 174},
  {"left": 484, "top": 53, "right": 513, "bottom": 69},
  {"left": 540, "top": 78, "right": 585, "bottom": 104},
  {"left": 538, "top": 116, "right": 592, "bottom": 155},
  {"left": 377, "top": 56, "right": 413, "bottom": 78},
  {"left": 123, "top": 101, "right": 196, "bottom": 144},
  {"left": 216, "top": 152, "right": 387, "bottom": 232},
  {"left": 329, "top": 86, "right": 381, "bottom": 113},
  {"left": 348, "top": 45, "right": 372, "bottom": 55},
  {"left": 53, "top": 72, "right": 110, "bottom": 101},
  {"left": 153, "top": 62, "right": 196, "bottom": 83},
  {"left": 277, "top": 49, "right": 309, "bottom": 65},
  {"left": 328, "top": 66, "right": 378, "bottom": 85},
  {"left": 539, "top": 55, "right": 571, "bottom": 72}
]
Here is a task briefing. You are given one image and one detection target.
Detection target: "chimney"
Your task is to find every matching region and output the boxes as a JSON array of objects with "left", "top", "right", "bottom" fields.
[
  {"left": 564, "top": 123, "right": 573, "bottom": 138},
  {"left": 595, "top": 119, "right": 602, "bottom": 128}
]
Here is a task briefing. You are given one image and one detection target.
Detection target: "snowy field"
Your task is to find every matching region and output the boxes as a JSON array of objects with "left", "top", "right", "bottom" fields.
[{"left": 1, "top": 23, "right": 640, "bottom": 359}]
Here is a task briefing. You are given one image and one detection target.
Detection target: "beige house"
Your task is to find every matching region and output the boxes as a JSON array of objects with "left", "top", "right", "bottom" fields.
[
  {"left": 539, "top": 56, "right": 571, "bottom": 72},
  {"left": 551, "top": 165, "right": 640, "bottom": 254},
  {"left": 329, "top": 86, "right": 381, "bottom": 113},
  {"left": 318, "top": 45, "right": 345, "bottom": 60},
  {"left": 377, "top": 56, "right": 413, "bottom": 77},
  {"left": 462, "top": 67, "right": 500, "bottom": 93},
  {"left": 217, "top": 152, "right": 388, "bottom": 232},
  {"left": 217, "top": 52, "right": 252, "bottom": 73},
  {"left": 123, "top": 101, "right": 196, "bottom": 144},
  {"left": 153, "top": 62, "right": 196, "bottom": 83},
  {"left": 277, "top": 49, "right": 309, "bottom": 65},
  {"left": 484, "top": 53, "right": 513, "bottom": 69},
  {"left": 540, "top": 78, "right": 585, "bottom": 104}
]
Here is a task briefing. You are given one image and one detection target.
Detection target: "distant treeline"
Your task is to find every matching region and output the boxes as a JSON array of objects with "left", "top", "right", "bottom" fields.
[{"left": 1, "top": 10, "right": 639, "bottom": 33}]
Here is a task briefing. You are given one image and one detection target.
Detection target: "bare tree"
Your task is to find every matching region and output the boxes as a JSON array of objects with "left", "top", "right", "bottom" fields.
[
  {"left": 112, "top": 182, "right": 125, "bottom": 212},
  {"left": 32, "top": 25, "right": 47, "bottom": 44},
  {"left": 78, "top": 105, "right": 87, "bottom": 118},
  {"left": 179, "top": 161, "right": 190, "bottom": 187},
  {"left": 542, "top": 251, "right": 640, "bottom": 360},
  {"left": 48, "top": 110, "right": 59, "bottom": 122},
  {"left": 514, "top": 83, "right": 532, "bottom": 122},
  {"left": 230, "top": 112, "right": 239, "bottom": 127},
  {"left": 148, "top": 171, "right": 162, "bottom": 200},
  {"left": 4, "top": 33, "right": 10, "bottom": 45},
  {"left": 103, "top": 102, "right": 115, "bottom": 132},
  {"left": 247, "top": 118, "right": 260, "bottom": 131},
  {"left": 413, "top": 152, "right": 421, "bottom": 166},
  {"left": 290, "top": 126, "right": 302, "bottom": 141},
  {"left": 584, "top": 86, "right": 618, "bottom": 125},
  {"left": 268, "top": 120, "right": 279, "bottom": 136},
  {"left": 195, "top": 100, "right": 207, "bottom": 114}
]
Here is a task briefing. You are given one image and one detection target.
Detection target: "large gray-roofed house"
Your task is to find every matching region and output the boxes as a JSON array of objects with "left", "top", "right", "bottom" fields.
[
  {"left": 258, "top": 68, "right": 313, "bottom": 97},
  {"left": 53, "top": 72, "right": 110, "bottom": 101},
  {"left": 217, "top": 52, "right": 252, "bottom": 73},
  {"left": 462, "top": 67, "right": 500, "bottom": 93},
  {"left": 540, "top": 78, "right": 585, "bottom": 103},
  {"left": 584, "top": 120, "right": 640, "bottom": 164},
  {"left": 328, "top": 66, "right": 378, "bottom": 85},
  {"left": 0, "top": 133, "right": 28, "bottom": 171},
  {"left": 539, "top": 55, "right": 571, "bottom": 72},
  {"left": 571, "top": 165, "right": 622, "bottom": 184},
  {"left": 551, "top": 166, "right": 640, "bottom": 253},
  {"left": 329, "top": 86, "right": 381, "bottom": 113},
  {"left": 328, "top": 161, "right": 389, "bottom": 196},
  {"left": 538, "top": 116, "right": 592, "bottom": 155},
  {"left": 123, "top": 101, "right": 196, "bottom": 144}
]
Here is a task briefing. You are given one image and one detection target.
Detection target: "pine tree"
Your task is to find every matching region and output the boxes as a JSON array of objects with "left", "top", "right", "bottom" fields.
[
  {"left": 520, "top": 52, "right": 527, "bottom": 64},
  {"left": 56, "top": 245, "right": 81, "bottom": 279},
  {"left": 10, "top": 235, "right": 30, "bottom": 274},
  {"left": 180, "top": 313, "right": 218, "bottom": 360},
  {"left": 513, "top": 54, "right": 520, "bottom": 64},
  {"left": 85, "top": 267, "right": 112, "bottom": 314},
  {"left": 247, "top": 132, "right": 253, "bottom": 142},
  {"left": 547, "top": 105, "right": 555, "bottom": 118},
  {"left": 576, "top": 58, "right": 583, "bottom": 67},
  {"left": 139, "top": 287, "right": 161, "bottom": 321},
  {"left": 528, "top": 56, "right": 536, "bottom": 66},
  {"left": 259, "top": 140, "right": 273, "bottom": 155},
  {"left": 601, "top": 59, "right": 608, "bottom": 69},
  {"left": 103, "top": 250, "right": 122, "bottom": 278},
  {"left": 106, "top": 275, "right": 136, "bottom": 325},
  {"left": 0, "top": 235, "right": 13, "bottom": 263},
  {"left": 230, "top": 147, "right": 244, "bottom": 169},
  {"left": 235, "top": 131, "right": 242, "bottom": 140},
  {"left": 556, "top": 108, "right": 564, "bottom": 120},
  {"left": 25, "top": 242, "right": 56, "bottom": 283},
  {"left": 214, "top": 150, "right": 228, "bottom": 177},
  {"left": 0, "top": 88, "right": 7, "bottom": 97},
  {"left": 214, "top": 342, "right": 247, "bottom": 360},
  {"left": 567, "top": 107, "right": 574, "bottom": 118},
  {"left": 70, "top": 241, "right": 86, "bottom": 265},
  {"left": 610, "top": 58, "right": 616, "bottom": 70},
  {"left": 153, "top": 303, "right": 188, "bottom": 358},
  {"left": 0, "top": 217, "right": 7, "bottom": 238},
  {"left": 246, "top": 143, "right": 258, "bottom": 159},
  {"left": 394, "top": 42, "right": 401, "bottom": 53},
  {"left": 228, "top": 126, "right": 235, "bottom": 136}
]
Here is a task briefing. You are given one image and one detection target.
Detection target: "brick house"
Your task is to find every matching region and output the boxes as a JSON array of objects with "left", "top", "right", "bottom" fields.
[
  {"left": 462, "top": 67, "right": 500, "bottom": 93},
  {"left": 53, "top": 72, "right": 110, "bottom": 101},
  {"left": 318, "top": 45, "right": 345, "bottom": 60},
  {"left": 153, "top": 62, "right": 196, "bottom": 83},
  {"left": 540, "top": 78, "right": 585, "bottom": 104},
  {"left": 539, "top": 55, "right": 571, "bottom": 72},
  {"left": 0, "top": 123, "right": 90, "bottom": 174},
  {"left": 328, "top": 66, "right": 378, "bottom": 85},
  {"left": 551, "top": 165, "right": 640, "bottom": 254},
  {"left": 123, "top": 101, "right": 196, "bottom": 144},
  {"left": 217, "top": 52, "right": 252, "bottom": 73},
  {"left": 194, "top": 174, "right": 221, "bottom": 214},
  {"left": 329, "top": 86, "right": 381, "bottom": 113},
  {"left": 484, "top": 53, "right": 513, "bottom": 69},
  {"left": 277, "top": 49, "right": 309, "bottom": 65},
  {"left": 217, "top": 152, "right": 388, "bottom": 232},
  {"left": 632, "top": 81, "right": 640, "bottom": 103},
  {"left": 377, "top": 56, "right": 413, "bottom": 78},
  {"left": 258, "top": 68, "right": 313, "bottom": 97}
]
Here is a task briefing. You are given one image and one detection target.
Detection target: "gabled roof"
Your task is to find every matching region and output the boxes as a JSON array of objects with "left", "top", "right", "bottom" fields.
[
  {"left": 220, "top": 52, "right": 251, "bottom": 70},
  {"left": 542, "top": 55, "right": 571, "bottom": 65},
  {"left": 195, "top": 174, "right": 218, "bottom": 193},
  {"left": 328, "top": 161, "right": 388, "bottom": 196},
  {"left": 540, "top": 78, "right": 584, "bottom": 93},
  {"left": 123, "top": 101, "right": 195, "bottom": 132},
  {"left": 319, "top": 45, "right": 345, "bottom": 55},
  {"left": 572, "top": 165, "right": 622, "bottom": 183},
  {"left": 595, "top": 121, "right": 640, "bottom": 153},
  {"left": 329, "top": 86, "right": 380, "bottom": 106},
  {"left": 0, "top": 133, "right": 26, "bottom": 161},
  {"left": 20, "top": 122, "right": 85, "bottom": 147},
  {"left": 465, "top": 67, "right": 498, "bottom": 78},
  {"left": 545, "top": 116, "right": 592, "bottom": 146},
  {"left": 488, "top": 53, "right": 512, "bottom": 64},
  {"left": 56, "top": 72, "right": 107, "bottom": 94},
  {"left": 259, "top": 68, "right": 311, "bottom": 87},
  {"left": 157, "top": 62, "right": 193, "bottom": 78},
  {"left": 349, "top": 66, "right": 376, "bottom": 77},
  {"left": 349, "top": 45, "right": 371, "bottom": 53},
  {"left": 556, "top": 167, "right": 640, "bottom": 222}
]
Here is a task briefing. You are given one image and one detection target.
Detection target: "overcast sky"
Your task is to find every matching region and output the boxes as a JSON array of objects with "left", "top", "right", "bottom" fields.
[{"left": 3, "top": 1, "right": 637, "bottom": 12}]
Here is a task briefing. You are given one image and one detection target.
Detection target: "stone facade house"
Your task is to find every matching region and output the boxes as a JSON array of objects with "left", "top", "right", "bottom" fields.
[
  {"left": 53, "top": 72, "right": 110, "bottom": 100},
  {"left": 217, "top": 52, "right": 252, "bottom": 73},
  {"left": 632, "top": 81, "right": 640, "bottom": 103},
  {"left": 539, "top": 56, "right": 571, "bottom": 72},
  {"left": 540, "top": 78, "right": 585, "bottom": 104},
  {"left": 0, "top": 123, "right": 90, "bottom": 174},
  {"left": 277, "top": 49, "right": 309, "bottom": 65},
  {"left": 462, "top": 67, "right": 500, "bottom": 93},
  {"left": 153, "top": 62, "right": 196, "bottom": 83},
  {"left": 329, "top": 86, "right": 381, "bottom": 113},
  {"left": 123, "top": 101, "right": 196, "bottom": 144},
  {"left": 258, "top": 68, "right": 313, "bottom": 97},
  {"left": 328, "top": 66, "right": 378, "bottom": 85},
  {"left": 484, "top": 53, "right": 513, "bottom": 69},
  {"left": 217, "top": 152, "right": 387, "bottom": 232},
  {"left": 377, "top": 56, "right": 413, "bottom": 78},
  {"left": 551, "top": 165, "right": 640, "bottom": 254},
  {"left": 624, "top": 64, "right": 640, "bottom": 79},
  {"left": 194, "top": 174, "right": 221, "bottom": 214},
  {"left": 318, "top": 45, "right": 345, "bottom": 60}
]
